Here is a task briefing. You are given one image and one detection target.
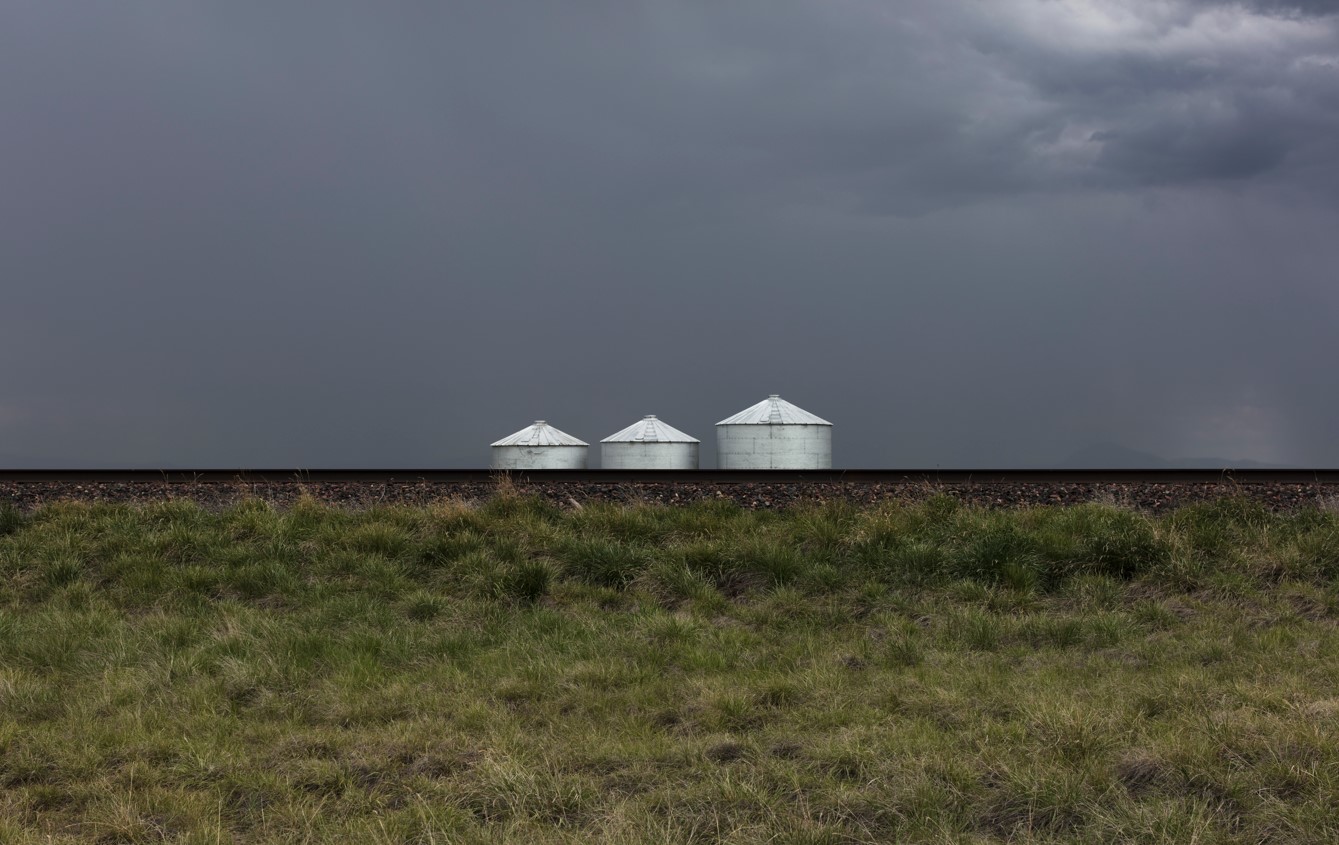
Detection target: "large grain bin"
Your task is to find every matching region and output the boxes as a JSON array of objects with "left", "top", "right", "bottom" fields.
[
  {"left": 490, "top": 421, "right": 588, "bottom": 470},
  {"left": 600, "top": 415, "right": 700, "bottom": 469},
  {"left": 716, "top": 395, "right": 832, "bottom": 469}
]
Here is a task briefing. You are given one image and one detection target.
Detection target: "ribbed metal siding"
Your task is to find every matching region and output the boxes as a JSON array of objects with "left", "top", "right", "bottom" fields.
[
  {"left": 716, "top": 424, "right": 831, "bottom": 469},
  {"left": 601, "top": 441, "right": 699, "bottom": 469},
  {"left": 491, "top": 444, "right": 588, "bottom": 470}
]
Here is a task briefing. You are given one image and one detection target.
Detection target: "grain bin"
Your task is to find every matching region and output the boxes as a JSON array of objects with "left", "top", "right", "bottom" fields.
[
  {"left": 600, "top": 415, "right": 700, "bottom": 469},
  {"left": 716, "top": 395, "right": 832, "bottom": 469},
  {"left": 490, "top": 421, "right": 588, "bottom": 470}
]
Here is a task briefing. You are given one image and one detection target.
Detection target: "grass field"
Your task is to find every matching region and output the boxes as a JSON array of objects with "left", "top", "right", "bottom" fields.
[{"left": 2, "top": 492, "right": 1338, "bottom": 843}]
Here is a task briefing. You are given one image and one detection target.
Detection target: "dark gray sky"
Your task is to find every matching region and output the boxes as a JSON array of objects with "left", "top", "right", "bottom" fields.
[{"left": 3, "top": 1, "right": 1338, "bottom": 468}]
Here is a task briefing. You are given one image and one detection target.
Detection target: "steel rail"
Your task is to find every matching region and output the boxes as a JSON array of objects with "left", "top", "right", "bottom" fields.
[{"left": 2, "top": 469, "right": 1339, "bottom": 484}]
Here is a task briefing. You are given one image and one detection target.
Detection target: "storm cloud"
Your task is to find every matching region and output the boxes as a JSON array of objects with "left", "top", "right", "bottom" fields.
[{"left": 2, "top": 1, "right": 1337, "bottom": 467}]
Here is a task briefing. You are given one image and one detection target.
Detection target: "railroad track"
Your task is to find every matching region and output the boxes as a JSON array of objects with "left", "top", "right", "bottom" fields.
[{"left": 2, "top": 469, "right": 1338, "bottom": 484}]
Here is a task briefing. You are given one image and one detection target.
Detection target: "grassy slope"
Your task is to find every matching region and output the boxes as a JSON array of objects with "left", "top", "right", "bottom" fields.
[{"left": 1, "top": 494, "right": 1338, "bottom": 843}]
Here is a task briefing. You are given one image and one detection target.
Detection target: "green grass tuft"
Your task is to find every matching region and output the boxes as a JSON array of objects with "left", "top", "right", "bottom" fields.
[
  {"left": 0, "top": 504, "right": 24, "bottom": 537},
  {"left": 502, "top": 559, "right": 554, "bottom": 604}
]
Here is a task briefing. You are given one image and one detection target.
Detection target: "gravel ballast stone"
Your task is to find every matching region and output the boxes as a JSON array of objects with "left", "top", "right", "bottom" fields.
[{"left": 2, "top": 480, "right": 1336, "bottom": 513}]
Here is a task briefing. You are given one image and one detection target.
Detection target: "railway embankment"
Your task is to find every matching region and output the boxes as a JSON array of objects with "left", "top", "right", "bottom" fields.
[{"left": 2, "top": 476, "right": 1335, "bottom": 513}]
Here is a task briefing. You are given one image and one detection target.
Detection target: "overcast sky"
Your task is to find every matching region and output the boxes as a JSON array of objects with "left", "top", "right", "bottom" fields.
[{"left": 3, "top": 1, "right": 1337, "bottom": 468}]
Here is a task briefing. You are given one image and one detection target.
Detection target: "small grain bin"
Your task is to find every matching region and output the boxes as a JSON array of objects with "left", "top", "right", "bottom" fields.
[
  {"left": 716, "top": 395, "right": 832, "bottom": 469},
  {"left": 600, "top": 415, "right": 700, "bottom": 469},
  {"left": 490, "top": 421, "right": 588, "bottom": 470}
]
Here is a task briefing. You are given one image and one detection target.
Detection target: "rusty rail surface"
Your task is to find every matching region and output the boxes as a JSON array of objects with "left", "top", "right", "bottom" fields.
[{"left": 2, "top": 469, "right": 1338, "bottom": 484}]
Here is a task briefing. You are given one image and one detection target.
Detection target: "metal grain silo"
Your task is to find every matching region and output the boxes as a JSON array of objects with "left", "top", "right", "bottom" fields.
[
  {"left": 490, "top": 421, "right": 588, "bottom": 470},
  {"left": 716, "top": 395, "right": 832, "bottom": 469},
  {"left": 600, "top": 415, "right": 700, "bottom": 469}
]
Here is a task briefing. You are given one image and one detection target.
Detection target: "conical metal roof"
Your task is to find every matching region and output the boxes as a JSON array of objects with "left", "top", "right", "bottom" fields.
[
  {"left": 716, "top": 395, "right": 832, "bottom": 426},
  {"left": 601, "top": 415, "right": 700, "bottom": 444},
  {"left": 491, "top": 421, "right": 588, "bottom": 447}
]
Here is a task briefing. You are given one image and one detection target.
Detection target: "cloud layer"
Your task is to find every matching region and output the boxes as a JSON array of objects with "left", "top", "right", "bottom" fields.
[{"left": 1, "top": 1, "right": 1336, "bottom": 467}]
